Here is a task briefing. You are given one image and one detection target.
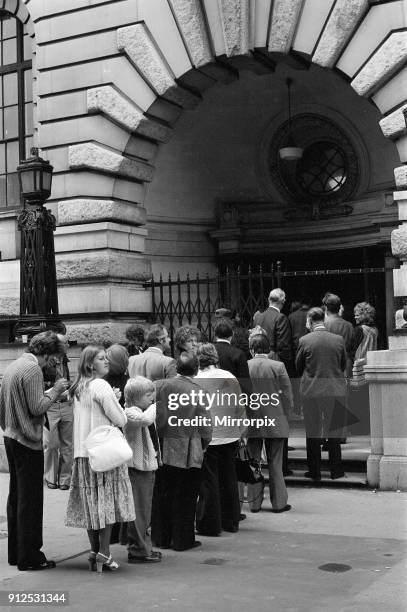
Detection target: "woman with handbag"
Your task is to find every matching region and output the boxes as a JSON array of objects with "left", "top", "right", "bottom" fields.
[{"left": 65, "top": 346, "right": 135, "bottom": 573}]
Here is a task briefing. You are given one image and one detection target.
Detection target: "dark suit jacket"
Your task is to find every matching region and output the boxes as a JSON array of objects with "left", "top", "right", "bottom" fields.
[
  {"left": 288, "top": 307, "right": 308, "bottom": 353},
  {"left": 296, "top": 327, "right": 347, "bottom": 398},
  {"left": 324, "top": 315, "right": 356, "bottom": 377},
  {"left": 247, "top": 355, "right": 290, "bottom": 438},
  {"left": 155, "top": 375, "right": 212, "bottom": 468},
  {"left": 253, "top": 307, "right": 293, "bottom": 366},
  {"left": 213, "top": 340, "right": 252, "bottom": 395},
  {"left": 324, "top": 316, "right": 355, "bottom": 360}
]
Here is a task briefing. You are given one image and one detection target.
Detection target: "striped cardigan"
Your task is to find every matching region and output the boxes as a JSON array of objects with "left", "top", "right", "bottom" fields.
[{"left": 0, "top": 353, "right": 60, "bottom": 450}]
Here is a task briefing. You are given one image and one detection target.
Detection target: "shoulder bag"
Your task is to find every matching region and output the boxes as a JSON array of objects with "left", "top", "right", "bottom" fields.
[{"left": 85, "top": 425, "right": 132, "bottom": 472}]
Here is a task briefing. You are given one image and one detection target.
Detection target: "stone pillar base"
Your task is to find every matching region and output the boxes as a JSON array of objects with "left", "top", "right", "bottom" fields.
[
  {"left": 365, "top": 348, "right": 407, "bottom": 491},
  {"left": 65, "top": 318, "right": 150, "bottom": 348},
  {"left": 379, "top": 456, "right": 407, "bottom": 491},
  {"left": 367, "top": 454, "right": 381, "bottom": 488}
]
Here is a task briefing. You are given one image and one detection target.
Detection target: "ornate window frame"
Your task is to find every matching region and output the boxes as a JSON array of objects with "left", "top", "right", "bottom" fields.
[
  {"left": 258, "top": 104, "right": 371, "bottom": 214},
  {"left": 0, "top": 10, "right": 32, "bottom": 210}
]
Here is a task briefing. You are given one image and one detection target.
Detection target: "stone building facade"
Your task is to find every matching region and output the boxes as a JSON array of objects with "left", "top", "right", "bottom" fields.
[{"left": 0, "top": 0, "right": 406, "bottom": 344}]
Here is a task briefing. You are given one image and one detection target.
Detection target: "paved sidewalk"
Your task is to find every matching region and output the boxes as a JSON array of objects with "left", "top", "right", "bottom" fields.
[{"left": 0, "top": 473, "right": 406, "bottom": 611}]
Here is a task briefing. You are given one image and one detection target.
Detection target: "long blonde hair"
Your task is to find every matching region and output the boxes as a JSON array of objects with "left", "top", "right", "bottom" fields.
[{"left": 70, "top": 345, "right": 105, "bottom": 399}]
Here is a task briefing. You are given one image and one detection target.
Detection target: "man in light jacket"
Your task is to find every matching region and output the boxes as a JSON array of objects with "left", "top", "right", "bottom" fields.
[
  {"left": 128, "top": 324, "right": 176, "bottom": 381},
  {"left": 247, "top": 334, "right": 292, "bottom": 514}
]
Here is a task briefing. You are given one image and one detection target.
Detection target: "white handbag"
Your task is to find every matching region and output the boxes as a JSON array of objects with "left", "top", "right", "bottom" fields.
[{"left": 85, "top": 425, "right": 132, "bottom": 472}]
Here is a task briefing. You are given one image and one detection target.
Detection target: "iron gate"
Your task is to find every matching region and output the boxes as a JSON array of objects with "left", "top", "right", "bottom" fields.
[{"left": 147, "top": 262, "right": 385, "bottom": 344}]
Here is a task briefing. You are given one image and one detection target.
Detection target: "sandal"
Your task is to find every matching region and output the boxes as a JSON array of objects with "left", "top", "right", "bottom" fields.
[
  {"left": 95, "top": 552, "right": 120, "bottom": 573},
  {"left": 88, "top": 551, "right": 97, "bottom": 571}
]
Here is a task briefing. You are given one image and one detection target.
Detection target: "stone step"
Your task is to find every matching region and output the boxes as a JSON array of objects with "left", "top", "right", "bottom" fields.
[
  {"left": 286, "top": 456, "right": 365, "bottom": 473},
  {"left": 260, "top": 469, "right": 368, "bottom": 489}
]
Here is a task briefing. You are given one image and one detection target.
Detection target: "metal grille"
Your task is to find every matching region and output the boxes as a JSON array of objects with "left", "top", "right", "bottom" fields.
[{"left": 148, "top": 263, "right": 385, "bottom": 347}]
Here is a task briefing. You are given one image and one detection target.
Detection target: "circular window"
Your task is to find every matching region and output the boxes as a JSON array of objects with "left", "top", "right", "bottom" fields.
[
  {"left": 268, "top": 114, "right": 359, "bottom": 208},
  {"left": 298, "top": 142, "right": 347, "bottom": 195}
]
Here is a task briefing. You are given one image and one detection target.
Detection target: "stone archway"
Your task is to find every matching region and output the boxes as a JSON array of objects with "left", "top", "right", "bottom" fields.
[
  {"left": 102, "top": 0, "right": 407, "bottom": 298},
  {"left": 24, "top": 0, "right": 404, "bottom": 341},
  {"left": 66, "top": 0, "right": 406, "bottom": 241}
]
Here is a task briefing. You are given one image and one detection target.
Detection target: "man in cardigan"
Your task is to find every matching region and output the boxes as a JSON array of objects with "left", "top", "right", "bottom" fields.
[{"left": 0, "top": 332, "right": 69, "bottom": 571}]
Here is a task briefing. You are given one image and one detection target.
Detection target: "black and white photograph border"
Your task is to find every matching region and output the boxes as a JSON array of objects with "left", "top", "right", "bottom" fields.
[{"left": 0, "top": 0, "right": 407, "bottom": 610}]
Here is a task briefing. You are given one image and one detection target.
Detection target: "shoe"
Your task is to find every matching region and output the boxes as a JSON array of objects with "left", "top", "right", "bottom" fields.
[
  {"left": 95, "top": 552, "right": 119, "bottom": 573},
  {"left": 128, "top": 553, "right": 161, "bottom": 563},
  {"left": 239, "top": 513, "right": 246, "bottom": 521},
  {"left": 304, "top": 471, "right": 321, "bottom": 481},
  {"left": 19, "top": 560, "right": 56, "bottom": 571},
  {"left": 331, "top": 471, "right": 345, "bottom": 480},
  {"left": 59, "top": 485, "right": 69, "bottom": 491},
  {"left": 271, "top": 504, "right": 292, "bottom": 514},
  {"left": 46, "top": 482, "right": 58, "bottom": 490},
  {"left": 151, "top": 550, "right": 162, "bottom": 558},
  {"left": 250, "top": 508, "right": 261, "bottom": 513}
]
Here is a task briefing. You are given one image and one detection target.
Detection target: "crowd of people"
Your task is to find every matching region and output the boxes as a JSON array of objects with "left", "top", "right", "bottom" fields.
[{"left": 0, "top": 288, "right": 378, "bottom": 573}]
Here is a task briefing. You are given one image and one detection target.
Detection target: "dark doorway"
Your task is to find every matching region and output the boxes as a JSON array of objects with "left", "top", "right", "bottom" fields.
[{"left": 230, "top": 246, "right": 387, "bottom": 348}]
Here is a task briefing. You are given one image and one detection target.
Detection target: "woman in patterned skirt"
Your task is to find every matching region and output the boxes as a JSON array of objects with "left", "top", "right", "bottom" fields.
[{"left": 65, "top": 345, "right": 135, "bottom": 572}]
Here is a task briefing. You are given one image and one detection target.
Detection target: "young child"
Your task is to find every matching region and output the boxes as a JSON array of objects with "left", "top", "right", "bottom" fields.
[{"left": 123, "top": 376, "right": 162, "bottom": 563}]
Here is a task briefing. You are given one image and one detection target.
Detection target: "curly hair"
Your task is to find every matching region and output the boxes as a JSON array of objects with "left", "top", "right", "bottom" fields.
[
  {"left": 125, "top": 324, "right": 145, "bottom": 344},
  {"left": 248, "top": 325, "right": 268, "bottom": 339},
  {"left": 196, "top": 343, "right": 219, "bottom": 369},
  {"left": 354, "top": 302, "right": 376, "bottom": 325},
  {"left": 27, "top": 331, "right": 65, "bottom": 357},
  {"left": 174, "top": 326, "right": 201, "bottom": 352}
]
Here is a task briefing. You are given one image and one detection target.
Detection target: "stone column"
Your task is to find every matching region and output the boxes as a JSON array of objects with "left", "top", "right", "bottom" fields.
[
  {"left": 391, "top": 191, "right": 407, "bottom": 348},
  {"left": 363, "top": 192, "right": 407, "bottom": 490},
  {"left": 364, "top": 349, "right": 407, "bottom": 490}
]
